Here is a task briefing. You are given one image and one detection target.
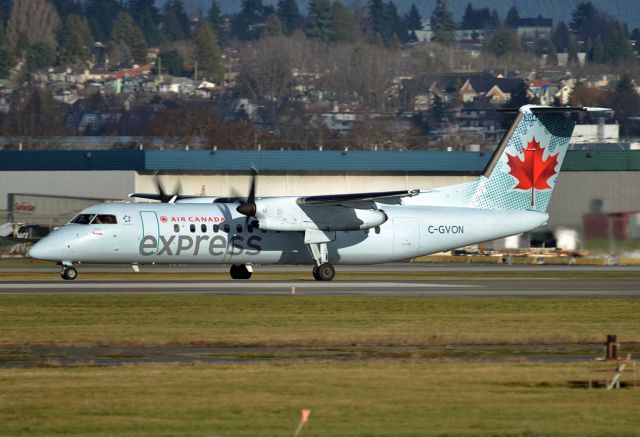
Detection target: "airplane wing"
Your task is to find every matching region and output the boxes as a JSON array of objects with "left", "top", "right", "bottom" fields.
[
  {"left": 296, "top": 189, "right": 421, "bottom": 207},
  {"left": 128, "top": 193, "right": 202, "bottom": 203}
]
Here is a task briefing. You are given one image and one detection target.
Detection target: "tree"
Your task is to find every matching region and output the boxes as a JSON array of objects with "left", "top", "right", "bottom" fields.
[
  {"left": 368, "top": 0, "right": 385, "bottom": 40},
  {"left": 430, "top": 0, "right": 455, "bottom": 46},
  {"left": 1, "top": 86, "right": 68, "bottom": 136},
  {"left": 570, "top": 1, "right": 597, "bottom": 39},
  {"left": 591, "top": 35, "right": 604, "bottom": 63},
  {"left": 483, "top": 29, "right": 520, "bottom": 57},
  {"left": 26, "top": 41, "right": 56, "bottom": 71},
  {"left": 110, "top": 11, "right": 148, "bottom": 65},
  {"left": 277, "top": 0, "right": 302, "bottom": 35},
  {"left": 506, "top": 80, "right": 530, "bottom": 109},
  {"left": 305, "top": 0, "right": 332, "bottom": 42},
  {"left": 384, "top": 1, "right": 407, "bottom": 44},
  {"left": 0, "top": 44, "right": 15, "bottom": 78},
  {"left": 553, "top": 22, "right": 571, "bottom": 52},
  {"left": 404, "top": 3, "right": 422, "bottom": 31},
  {"left": 51, "top": 0, "right": 83, "bottom": 18},
  {"left": 608, "top": 23, "right": 635, "bottom": 64},
  {"left": 261, "top": 14, "right": 283, "bottom": 37},
  {"left": 193, "top": 22, "right": 224, "bottom": 82},
  {"left": 546, "top": 39, "right": 557, "bottom": 66},
  {"left": 156, "top": 49, "right": 184, "bottom": 76},
  {"left": 208, "top": 0, "right": 228, "bottom": 46},
  {"left": 131, "top": 0, "right": 163, "bottom": 47},
  {"left": 85, "top": 0, "right": 120, "bottom": 42},
  {"left": 505, "top": 5, "right": 519, "bottom": 28},
  {"left": 58, "top": 14, "right": 93, "bottom": 67},
  {"left": 568, "top": 38, "right": 579, "bottom": 63},
  {"left": 330, "top": 1, "right": 358, "bottom": 43},
  {"left": 163, "top": 0, "right": 191, "bottom": 41},
  {"left": 7, "top": 0, "right": 61, "bottom": 50},
  {"left": 232, "top": 0, "right": 265, "bottom": 41}
]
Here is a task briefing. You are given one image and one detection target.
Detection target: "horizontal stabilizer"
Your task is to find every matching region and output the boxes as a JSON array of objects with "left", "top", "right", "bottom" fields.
[
  {"left": 498, "top": 105, "right": 612, "bottom": 114},
  {"left": 297, "top": 189, "right": 420, "bottom": 207}
]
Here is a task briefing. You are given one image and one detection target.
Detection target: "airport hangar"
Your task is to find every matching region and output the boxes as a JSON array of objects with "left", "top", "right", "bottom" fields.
[{"left": 0, "top": 149, "right": 639, "bottom": 236}]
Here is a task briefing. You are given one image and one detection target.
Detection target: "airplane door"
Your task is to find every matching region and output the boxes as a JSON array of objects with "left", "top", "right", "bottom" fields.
[
  {"left": 393, "top": 217, "right": 419, "bottom": 255},
  {"left": 139, "top": 211, "right": 159, "bottom": 255}
]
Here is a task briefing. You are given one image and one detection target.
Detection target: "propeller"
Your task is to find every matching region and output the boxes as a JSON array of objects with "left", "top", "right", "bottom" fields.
[
  {"left": 235, "top": 167, "right": 258, "bottom": 225},
  {"left": 154, "top": 175, "right": 183, "bottom": 203}
]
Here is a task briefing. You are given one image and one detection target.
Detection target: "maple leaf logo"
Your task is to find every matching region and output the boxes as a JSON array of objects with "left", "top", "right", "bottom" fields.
[{"left": 506, "top": 137, "right": 559, "bottom": 207}]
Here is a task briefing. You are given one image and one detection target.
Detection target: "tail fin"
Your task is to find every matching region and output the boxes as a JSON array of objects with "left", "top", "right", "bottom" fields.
[{"left": 466, "top": 105, "right": 608, "bottom": 213}]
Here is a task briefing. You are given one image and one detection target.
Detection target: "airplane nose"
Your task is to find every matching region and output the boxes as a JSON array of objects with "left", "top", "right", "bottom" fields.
[{"left": 28, "top": 238, "right": 62, "bottom": 261}]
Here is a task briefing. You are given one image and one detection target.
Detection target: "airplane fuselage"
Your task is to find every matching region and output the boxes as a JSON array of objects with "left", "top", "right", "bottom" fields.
[{"left": 31, "top": 202, "right": 547, "bottom": 265}]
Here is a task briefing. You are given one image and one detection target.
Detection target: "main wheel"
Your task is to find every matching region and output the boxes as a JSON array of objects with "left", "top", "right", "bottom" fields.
[
  {"left": 230, "top": 264, "right": 252, "bottom": 280},
  {"left": 61, "top": 267, "right": 77, "bottom": 281},
  {"left": 314, "top": 263, "right": 335, "bottom": 281},
  {"left": 312, "top": 265, "right": 320, "bottom": 280}
]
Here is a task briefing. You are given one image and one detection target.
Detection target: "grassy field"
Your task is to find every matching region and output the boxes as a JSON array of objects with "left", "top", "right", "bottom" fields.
[
  {"left": 0, "top": 361, "right": 638, "bottom": 436},
  {"left": 1, "top": 295, "right": 639, "bottom": 435},
  {"left": 0, "top": 295, "right": 639, "bottom": 347}
]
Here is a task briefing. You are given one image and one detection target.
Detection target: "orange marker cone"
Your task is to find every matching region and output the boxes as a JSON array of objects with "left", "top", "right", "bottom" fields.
[{"left": 293, "top": 409, "right": 311, "bottom": 436}]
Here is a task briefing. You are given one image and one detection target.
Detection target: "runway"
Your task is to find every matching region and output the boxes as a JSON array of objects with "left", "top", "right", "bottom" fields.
[{"left": 0, "top": 279, "right": 638, "bottom": 296}]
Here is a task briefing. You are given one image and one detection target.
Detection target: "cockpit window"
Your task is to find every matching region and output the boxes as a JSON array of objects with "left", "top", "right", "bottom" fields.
[
  {"left": 92, "top": 215, "right": 117, "bottom": 225},
  {"left": 70, "top": 214, "right": 95, "bottom": 224}
]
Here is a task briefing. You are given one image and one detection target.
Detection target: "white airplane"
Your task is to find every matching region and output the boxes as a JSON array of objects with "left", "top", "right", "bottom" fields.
[{"left": 29, "top": 105, "right": 607, "bottom": 281}]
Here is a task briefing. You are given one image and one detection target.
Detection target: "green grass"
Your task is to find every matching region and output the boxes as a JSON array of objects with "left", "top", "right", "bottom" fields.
[
  {"left": 1, "top": 295, "right": 639, "bottom": 347},
  {"left": 0, "top": 361, "right": 638, "bottom": 436}
]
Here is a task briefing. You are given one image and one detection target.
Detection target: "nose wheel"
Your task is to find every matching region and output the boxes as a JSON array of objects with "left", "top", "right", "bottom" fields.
[
  {"left": 313, "top": 263, "right": 335, "bottom": 281},
  {"left": 60, "top": 266, "right": 78, "bottom": 281}
]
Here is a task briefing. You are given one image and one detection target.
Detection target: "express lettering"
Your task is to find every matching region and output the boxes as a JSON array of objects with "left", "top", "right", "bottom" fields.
[
  {"left": 139, "top": 234, "right": 262, "bottom": 256},
  {"left": 427, "top": 225, "right": 464, "bottom": 234}
]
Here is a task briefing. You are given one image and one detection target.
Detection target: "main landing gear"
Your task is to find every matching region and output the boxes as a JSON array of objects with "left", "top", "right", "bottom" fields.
[
  {"left": 230, "top": 264, "right": 253, "bottom": 280},
  {"left": 60, "top": 265, "right": 77, "bottom": 281},
  {"left": 307, "top": 241, "right": 335, "bottom": 281}
]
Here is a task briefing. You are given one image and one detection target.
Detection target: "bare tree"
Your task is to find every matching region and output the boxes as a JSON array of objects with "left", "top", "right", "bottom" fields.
[
  {"left": 1, "top": 86, "right": 69, "bottom": 140},
  {"left": 7, "top": 0, "right": 61, "bottom": 52}
]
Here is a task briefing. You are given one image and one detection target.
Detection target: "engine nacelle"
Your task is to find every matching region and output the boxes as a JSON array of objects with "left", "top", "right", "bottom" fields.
[{"left": 253, "top": 197, "right": 387, "bottom": 232}]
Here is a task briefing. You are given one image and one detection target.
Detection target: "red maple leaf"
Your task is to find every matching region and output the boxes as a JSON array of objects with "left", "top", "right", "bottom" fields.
[{"left": 506, "top": 137, "right": 559, "bottom": 207}]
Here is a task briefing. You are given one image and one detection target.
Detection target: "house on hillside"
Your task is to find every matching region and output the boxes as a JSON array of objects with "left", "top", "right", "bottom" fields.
[{"left": 458, "top": 75, "right": 524, "bottom": 104}]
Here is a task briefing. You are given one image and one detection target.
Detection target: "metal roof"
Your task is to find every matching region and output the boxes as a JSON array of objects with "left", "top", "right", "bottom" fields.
[{"left": 1, "top": 150, "right": 639, "bottom": 173}]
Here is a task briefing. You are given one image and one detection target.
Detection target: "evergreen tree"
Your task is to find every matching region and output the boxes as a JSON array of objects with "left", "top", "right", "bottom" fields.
[
  {"left": 110, "top": 11, "right": 148, "bottom": 65},
  {"left": 163, "top": 0, "right": 191, "bottom": 41},
  {"left": 232, "top": 0, "right": 265, "bottom": 41},
  {"left": 130, "top": 0, "right": 163, "bottom": 46},
  {"left": 568, "top": 38, "right": 578, "bottom": 63},
  {"left": 608, "top": 23, "right": 635, "bottom": 64},
  {"left": 26, "top": 41, "right": 56, "bottom": 71},
  {"left": 384, "top": 1, "right": 407, "bottom": 44},
  {"left": 156, "top": 49, "right": 184, "bottom": 76},
  {"left": 483, "top": 29, "right": 520, "bottom": 57},
  {"left": 631, "top": 28, "right": 640, "bottom": 54},
  {"left": 58, "top": 14, "right": 93, "bottom": 67},
  {"left": 461, "top": 3, "right": 474, "bottom": 29},
  {"left": 0, "top": 44, "right": 15, "bottom": 78},
  {"left": 591, "top": 35, "right": 604, "bottom": 63},
  {"left": 208, "top": 0, "right": 228, "bottom": 46},
  {"left": 261, "top": 14, "right": 283, "bottom": 37},
  {"left": 193, "top": 21, "right": 224, "bottom": 82},
  {"left": 507, "top": 80, "right": 530, "bottom": 109},
  {"left": 305, "top": 0, "right": 332, "bottom": 42},
  {"left": 368, "top": 0, "right": 385, "bottom": 40},
  {"left": 86, "top": 0, "right": 121, "bottom": 42},
  {"left": 553, "top": 22, "right": 571, "bottom": 52},
  {"left": 15, "top": 33, "right": 30, "bottom": 58},
  {"left": 505, "top": 5, "right": 519, "bottom": 28},
  {"left": 277, "top": 0, "right": 302, "bottom": 35},
  {"left": 330, "top": 1, "right": 358, "bottom": 43},
  {"left": 404, "top": 3, "right": 422, "bottom": 31},
  {"left": 546, "top": 39, "right": 557, "bottom": 66},
  {"left": 430, "top": 0, "right": 455, "bottom": 46},
  {"left": 616, "top": 72, "right": 635, "bottom": 93},
  {"left": 489, "top": 9, "right": 500, "bottom": 28},
  {"left": 51, "top": 0, "right": 83, "bottom": 18},
  {"left": 570, "top": 1, "right": 597, "bottom": 40}
]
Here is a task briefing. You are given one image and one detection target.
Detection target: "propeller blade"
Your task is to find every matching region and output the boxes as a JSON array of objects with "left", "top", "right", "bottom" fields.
[{"left": 236, "top": 167, "right": 259, "bottom": 220}]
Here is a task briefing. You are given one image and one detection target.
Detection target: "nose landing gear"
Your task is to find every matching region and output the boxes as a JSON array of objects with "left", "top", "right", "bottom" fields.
[
  {"left": 60, "top": 266, "right": 78, "bottom": 281},
  {"left": 312, "top": 263, "right": 335, "bottom": 281}
]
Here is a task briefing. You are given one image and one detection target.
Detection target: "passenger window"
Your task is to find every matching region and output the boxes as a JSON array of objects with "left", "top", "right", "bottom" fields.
[
  {"left": 189, "top": 224, "right": 196, "bottom": 233},
  {"left": 375, "top": 226, "right": 381, "bottom": 234},
  {"left": 174, "top": 224, "right": 180, "bottom": 233},
  {"left": 223, "top": 224, "right": 230, "bottom": 233},
  {"left": 71, "top": 214, "right": 95, "bottom": 224},
  {"left": 261, "top": 229, "right": 267, "bottom": 233},
  {"left": 247, "top": 225, "right": 253, "bottom": 233},
  {"left": 201, "top": 224, "right": 207, "bottom": 232},
  {"left": 237, "top": 224, "right": 242, "bottom": 233},
  {"left": 92, "top": 214, "right": 117, "bottom": 224},
  {"left": 213, "top": 224, "right": 219, "bottom": 232}
]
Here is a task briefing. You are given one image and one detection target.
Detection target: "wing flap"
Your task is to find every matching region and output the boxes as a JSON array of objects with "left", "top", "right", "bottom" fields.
[{"left": 297, "top": 189, "right": 420, "bottom": 207}]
